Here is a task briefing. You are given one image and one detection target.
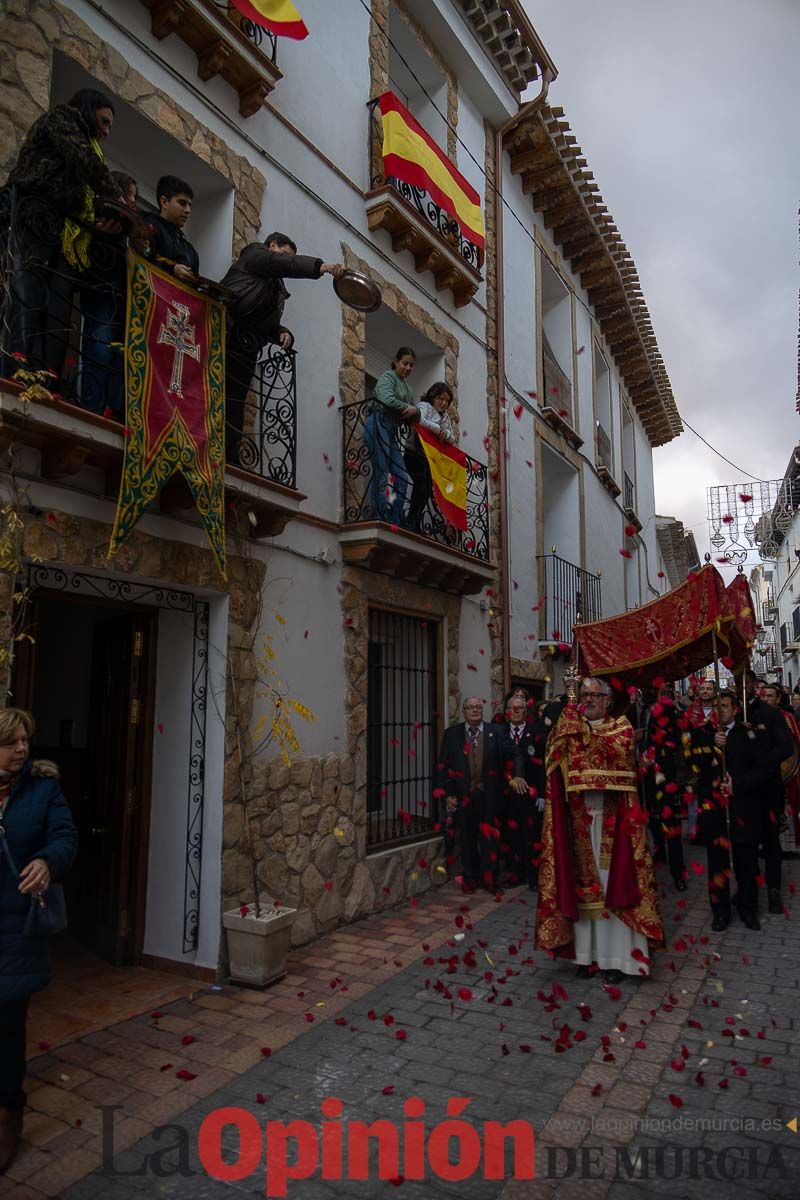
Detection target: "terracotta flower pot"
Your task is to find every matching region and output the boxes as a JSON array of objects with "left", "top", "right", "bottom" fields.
[{"left": 222, "top": 905, "right": 296, "bottom": 988}]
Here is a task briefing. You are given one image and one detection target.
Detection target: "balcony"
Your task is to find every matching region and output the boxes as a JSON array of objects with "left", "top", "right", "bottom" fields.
[
  {"left": 140, "top": 0, "right": 282, "bottom": 117},
  {"left": 623, "top": 471, "right": 642, "bottom": 531},
  {"left": 0, "top": 186, "right": 303, "bottom": 539},
  {"left": 540, "top": 334, "right": 581, "bottom": 448},
  {"left": 595, "top": 423, "right": 620, "bottom": 498},
  {"left": 366, "top": 99, "right": 483, "bottom": 309},
  {"left": 537, "top": 553, "right": 602, "bottom": 646},
  {"left": 340, "top": 400, "right": 494, "bottom": 595}
]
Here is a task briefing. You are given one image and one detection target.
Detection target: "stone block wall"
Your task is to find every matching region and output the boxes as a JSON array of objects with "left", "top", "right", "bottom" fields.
[{"left": 223, "top": 750, "right": 449, "bottom": 947}]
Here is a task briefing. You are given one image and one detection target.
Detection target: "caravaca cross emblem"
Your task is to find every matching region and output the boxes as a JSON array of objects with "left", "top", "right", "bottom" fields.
[{"left": 157, "top": 301, "right": 200, "bottom": 397}]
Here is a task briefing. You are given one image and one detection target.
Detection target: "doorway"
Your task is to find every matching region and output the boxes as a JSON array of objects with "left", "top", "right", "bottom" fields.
[{"left": 13, "top": 593, "right": 157, "bottom": 966}]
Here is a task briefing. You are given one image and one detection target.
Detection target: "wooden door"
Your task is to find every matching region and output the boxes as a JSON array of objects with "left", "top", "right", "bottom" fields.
[{"left": 78, "top": 612, "right": 152, "bottom": 964}]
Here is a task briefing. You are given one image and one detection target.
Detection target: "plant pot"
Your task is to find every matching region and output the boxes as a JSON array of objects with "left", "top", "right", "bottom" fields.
[{"left": 222, "top": 905, "right": 296, "bottom": 988}]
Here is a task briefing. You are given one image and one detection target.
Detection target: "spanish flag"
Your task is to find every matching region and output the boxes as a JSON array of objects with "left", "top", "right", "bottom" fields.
[
  {"left": 417, "top": 426, "right": 468, "bottom": 531},
  {"left": 230, "top": 0, "right": 308, "bottom": 39},
  {"left": 378, "top": 91, "right": 484, "bottom": 252}
]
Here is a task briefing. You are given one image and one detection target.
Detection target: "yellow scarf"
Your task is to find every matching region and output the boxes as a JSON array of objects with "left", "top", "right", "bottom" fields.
[{"left": 61, "top": 137, "right": 104, "bottom": 271}]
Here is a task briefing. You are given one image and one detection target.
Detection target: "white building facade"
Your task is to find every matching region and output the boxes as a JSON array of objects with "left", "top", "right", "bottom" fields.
[{"left": 0, "top": 0, "right": 681, "bottom": 976}]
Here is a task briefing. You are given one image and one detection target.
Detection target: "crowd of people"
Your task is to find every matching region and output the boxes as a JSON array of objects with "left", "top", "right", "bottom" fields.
[
  {"left": 1, "top": 90, "right": 460, "bottom": 522},
  {"left": 436, "top": 667, "right": 800, "bottom": 978},
  {"left": 1, "top": 89, "right": 345, "bottom": 456}
]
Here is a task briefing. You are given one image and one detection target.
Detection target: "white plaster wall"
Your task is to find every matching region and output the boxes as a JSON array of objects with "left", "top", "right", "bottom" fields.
[
  {"left": 457, "top": 596, "right": 493, "bottom": 707},
  {"left": 143, "top": 595, "right": 227, "bottom": 970},
  {"left": 584, "top": 474, "right": 625, "bottom": 618},
  {"left": 502, "top": 164, "right": 538, "bottom": 401},
  {"left": 507, "top": 412, "right": 537, "bottom": 661},
  {"left": 249, "top": 523, "right": 348, "bottom": 758}
]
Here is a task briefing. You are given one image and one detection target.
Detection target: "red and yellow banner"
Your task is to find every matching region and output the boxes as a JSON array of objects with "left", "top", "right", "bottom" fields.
[
  {"left": 417, "top": 425, "right": 467, "bottom": 531},
  {"left": 109, "top": 252, "right": 227, "bottom": 577},
  {"left": 378, "top": 91, "right": 485, "bottom": 251},
  {"left": 573, "top": 564, "right": 735, "bottom": 687},
  {"left": 230, "top": 0, "right": 308, "bottom": 39}
]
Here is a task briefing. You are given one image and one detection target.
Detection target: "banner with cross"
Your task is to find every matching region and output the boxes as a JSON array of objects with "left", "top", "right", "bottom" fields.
[{"left": 109, "top": 252, "right": 227, "bottom": 577}]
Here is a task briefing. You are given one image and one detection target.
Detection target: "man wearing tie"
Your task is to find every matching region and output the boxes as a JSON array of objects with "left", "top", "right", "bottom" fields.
[
  {"left": 434, "top": 698, "right": 499, "bottom": 892},
  {"left": 497, "top": 694, "right": 545, "bottom": 890}
]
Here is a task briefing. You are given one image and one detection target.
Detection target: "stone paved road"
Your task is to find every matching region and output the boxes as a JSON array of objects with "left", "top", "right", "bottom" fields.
[{"left": 42, "top": 853, "right": 800, "bottom": 1198}]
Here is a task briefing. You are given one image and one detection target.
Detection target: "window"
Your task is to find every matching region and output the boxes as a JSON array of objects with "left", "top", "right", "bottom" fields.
[
  {"left": 793, "top": 608, "right": 800, "bottom": 642},
  {"left": 388, "top": 7, "right": 449, "bottom": 150},
  {"left": 366, "top": 609, "right": 440, "bottom": 849},
  {"left": 621, "top": 401, "right": 635, "bottom": 509},
  {"left": 594, "top": 345, "right": 612, "bottom": 472},
  {"left": 51, "top": 54, "right": 235, "bottom": 280},
  {"left": 540, "top": 257, "right": 573, "bottom": 422}
]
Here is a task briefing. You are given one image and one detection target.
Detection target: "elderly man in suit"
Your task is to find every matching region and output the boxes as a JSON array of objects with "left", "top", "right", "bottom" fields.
[{"left": 435, "top": 697, "right": 499, "bottom": 892}]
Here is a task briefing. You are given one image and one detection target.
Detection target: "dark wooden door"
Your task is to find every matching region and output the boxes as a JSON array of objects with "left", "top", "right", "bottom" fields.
[{"left": 77, "top": 612, "right": 152, "bottom": 964}]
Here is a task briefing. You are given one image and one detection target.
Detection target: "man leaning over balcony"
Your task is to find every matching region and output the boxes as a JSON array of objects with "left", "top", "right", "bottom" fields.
[{"left": 221, "top": 232, "right": 345, "bottom": 466}]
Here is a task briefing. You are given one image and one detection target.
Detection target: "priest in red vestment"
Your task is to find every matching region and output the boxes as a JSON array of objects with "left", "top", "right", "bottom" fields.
[{"left": 535, "top": 677, "right": 664, "bottom": 984}]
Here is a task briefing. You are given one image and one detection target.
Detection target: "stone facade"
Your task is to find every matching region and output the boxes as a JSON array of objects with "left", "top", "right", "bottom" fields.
[
  {"left": 225, "top": 746, "right": 448, "bottom": 947},
  {"left": 482, "top": 120, "right": 508, "bottom": 699},
  {"left": 0, "top": 0, "right": 266, "bottom": 257}
]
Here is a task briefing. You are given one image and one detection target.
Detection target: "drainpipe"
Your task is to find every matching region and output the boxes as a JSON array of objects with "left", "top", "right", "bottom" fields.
[{"left": 494, "top": 68, "right": 555, "bottom": 693}]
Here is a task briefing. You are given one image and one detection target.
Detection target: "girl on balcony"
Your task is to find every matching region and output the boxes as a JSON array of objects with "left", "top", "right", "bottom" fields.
[
  {"left": 403, "top": 381, "right": 455, "bottom": 533},
  {"left": 364, "top": 347, "right": 419, "bottom": 524}
]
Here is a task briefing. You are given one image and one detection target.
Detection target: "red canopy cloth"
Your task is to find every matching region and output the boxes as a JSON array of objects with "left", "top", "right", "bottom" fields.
[{"left": 572, "top": 565, "right": 754, "bottom": 688}]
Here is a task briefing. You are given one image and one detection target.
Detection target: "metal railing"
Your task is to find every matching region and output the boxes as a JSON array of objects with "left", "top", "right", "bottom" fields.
[
  {"left": 537, "top": 553, "right": 602, "bottom": 644},
  {"left": 368, "top": 99, "right": 483, "bottom": 273},
  {"left": 366, "top": 607, "right": 438, "bottom": 849},
  {"left": 342, "top": 398, "right": 490, "bottom": 561},
  {"left": 596, "top": 423, "right": 613, "bottom": 473},
  {"left": 541, "top": 332, "right": 572, "bottom": 422},
  {"left": 624, "top": 471, "right": 635, "bottom": 511},
  {"left": 0, "top": 185, "right": 297, "bottom": 488},
  {"left": 219, "top": 1, "right": 278, "bottom": 61}
]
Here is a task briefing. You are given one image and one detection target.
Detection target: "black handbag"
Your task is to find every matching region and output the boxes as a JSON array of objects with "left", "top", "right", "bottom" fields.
[{"left": 0, "top": 825, "right": 67, "bottom": 936}]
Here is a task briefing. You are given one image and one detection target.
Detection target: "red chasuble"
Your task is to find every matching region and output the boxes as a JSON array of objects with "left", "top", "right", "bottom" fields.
[{"left": 535, "top": 703, "right": 664, "bottom": 960}]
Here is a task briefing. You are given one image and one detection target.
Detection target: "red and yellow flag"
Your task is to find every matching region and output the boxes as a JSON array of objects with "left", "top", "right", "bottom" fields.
[
  {"left": 378, "top": 91, "right": 484, "bottom": 251},
  {"left": 109, "top": 252, "right": 227, "bottom": 577},
  {"left": 230, "top": 0, "right": 308, "bottom": 39},
  {"left": 417, "top": 426, "right": 467, "bottom": 531}
]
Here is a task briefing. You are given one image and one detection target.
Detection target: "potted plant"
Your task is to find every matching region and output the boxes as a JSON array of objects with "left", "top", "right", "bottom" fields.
[{"left": 222, "top": 616, "right": 314, "bottom": 987}]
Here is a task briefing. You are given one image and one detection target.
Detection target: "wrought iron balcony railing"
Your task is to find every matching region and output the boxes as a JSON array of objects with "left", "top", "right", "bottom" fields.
[
  {"left": 537, "top": 553, "right": 602, "bottom": 645},
  {"left": 0, "top": 185, "right": 297, "bottom": 489},
  {"left": 342, "top": 399, "right": 490, "bottom": 562},
  {"left": 596, "top": 423, "right": 613, "bottom": 473},
  {"left": 367, "top": 99, "right": 483, "bottom": 276},
  {"left": 624, "top": 471, "right": 635, "bottom": 512}
]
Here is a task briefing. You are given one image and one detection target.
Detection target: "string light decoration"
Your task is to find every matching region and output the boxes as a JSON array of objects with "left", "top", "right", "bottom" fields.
[{"left": 707, "top": 477, "right": 798, "bottom": 564}]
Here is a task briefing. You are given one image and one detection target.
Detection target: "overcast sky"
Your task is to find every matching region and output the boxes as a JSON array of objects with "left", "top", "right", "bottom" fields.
[{"left": 523, "top": 0, "right": 800, "bottom": 573}]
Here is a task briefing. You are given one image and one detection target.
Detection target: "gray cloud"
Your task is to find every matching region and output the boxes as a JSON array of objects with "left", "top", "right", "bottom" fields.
[{"left": 522, "top": 0, "right": 800, "bottom": 568}]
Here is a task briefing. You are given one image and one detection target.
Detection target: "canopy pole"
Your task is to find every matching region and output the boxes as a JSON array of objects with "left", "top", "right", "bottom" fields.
[{"left": 711, "top": 626, "right": 733, "bottom": 863}]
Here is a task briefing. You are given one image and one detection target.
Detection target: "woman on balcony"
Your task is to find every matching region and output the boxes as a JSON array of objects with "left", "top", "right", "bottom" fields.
[
  {"left": 403, "top": 381, "right": 455, "bottom": 533},
  {"left": 364, "top": 347, "right": 419, "bottom": 525},
  {"left": 1, "top": 89, "right": 123, "bottom": 385}
]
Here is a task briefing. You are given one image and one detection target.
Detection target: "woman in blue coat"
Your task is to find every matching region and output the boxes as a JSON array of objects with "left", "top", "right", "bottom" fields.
[{"left": 0, "top": 708, "right": 78, "bottom": 1173}]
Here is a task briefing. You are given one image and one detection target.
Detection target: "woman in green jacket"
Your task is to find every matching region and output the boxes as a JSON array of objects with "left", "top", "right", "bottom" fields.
[{"left": 364, "top": 347, "right": 419, "bottom": 523}]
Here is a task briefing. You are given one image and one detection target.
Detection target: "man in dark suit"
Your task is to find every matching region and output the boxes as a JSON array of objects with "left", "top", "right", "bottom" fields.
[
  {"left": 713, "top": 690, "right": 775, "bottom": 930},
  {"left": 434, "top": 698, "right": 499, "bottom": 893},
  {"left": 742, "top": 670, "right": 793, "bottom": 912},
  {"left": 495, "top": 694, "right": 546, "bottom": 890}
]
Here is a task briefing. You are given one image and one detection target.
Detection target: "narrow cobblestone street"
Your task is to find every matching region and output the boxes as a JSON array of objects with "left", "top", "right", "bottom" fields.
[{"left": 2, "top": 851, "right": 798, "bottom": 1199}]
